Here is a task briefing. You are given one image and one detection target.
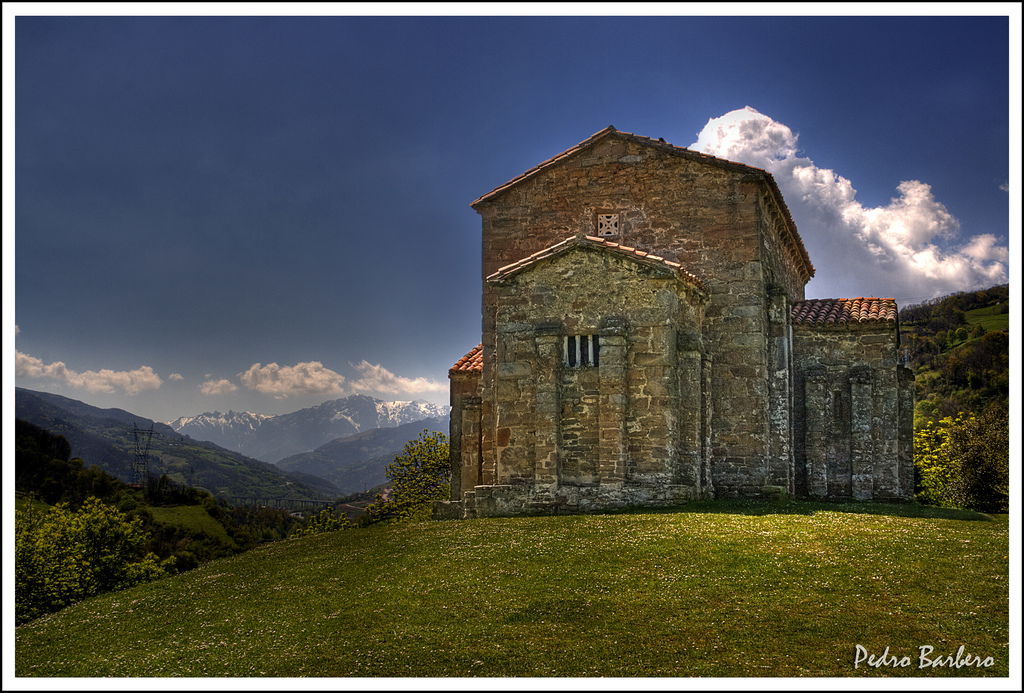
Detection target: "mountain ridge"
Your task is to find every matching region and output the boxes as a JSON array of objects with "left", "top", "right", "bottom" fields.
[
  {"left": 168, "top": 395, "right": 449, "bottom": 462},
  {"left": 15, "top": 387, "right": 339, "bottom": 500},
  {"left": 276, "top": 415, "right": 449, "bottom": 495}
]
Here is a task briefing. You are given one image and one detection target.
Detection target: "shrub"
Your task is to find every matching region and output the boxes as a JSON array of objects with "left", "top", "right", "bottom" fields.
[
  {"left": 15, "top": 497, "right": 170, "bottom": 624},
  {"left": 915, "top": 406, "right": 1009, "bottom": 512}
]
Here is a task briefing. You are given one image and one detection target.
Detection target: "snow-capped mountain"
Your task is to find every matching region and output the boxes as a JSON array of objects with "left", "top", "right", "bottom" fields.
[
  {"left": 166, "top": 410, "right": 275, "bottom": 459},
  {"left": 168, "top": 410, "right": 273, "bottom": 433},
  {"left": 169, "top": 395, "right": 449, "bottom": 463}
]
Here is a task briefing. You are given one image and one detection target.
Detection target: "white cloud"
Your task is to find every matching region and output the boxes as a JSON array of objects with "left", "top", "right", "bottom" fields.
[
  {"left": 238, "top": 361, "right": 346, "bottom": 399},
  {"left": 168, "top": 372, "right": 185, "bottom": 381},
  {"left": 998, "top": 182, "right": 1008, "bottom": 192},
  {"left": 690, "top": 106, "right": 1008, "bottom": 302},
  {"left": 199, "top": 378, "right": 238, "bottom": 395},
  {"left": 348, "top": 360, "right": 447, "bottom": 397},
  {"left": 16, "top": 350, "right": 163, "bottom": 395}
]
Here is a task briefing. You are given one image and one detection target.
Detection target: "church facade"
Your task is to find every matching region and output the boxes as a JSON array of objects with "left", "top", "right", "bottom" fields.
[{"left": 437, "top": 127, "right": 914, "bottom": 519}]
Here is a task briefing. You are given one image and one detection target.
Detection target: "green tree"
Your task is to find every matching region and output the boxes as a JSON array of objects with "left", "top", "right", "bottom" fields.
[
  {"left": 291, "top": 508, "right": 353, "bottom": 537},
  {"left": 15, "top": 497, "right": 170, "bottom": 624},
  {"left": 915, "top": 406, "right": 1009, "bottom": 512},
  {"left": 363, "top": 430, "right": 450, "bottom": 524}
]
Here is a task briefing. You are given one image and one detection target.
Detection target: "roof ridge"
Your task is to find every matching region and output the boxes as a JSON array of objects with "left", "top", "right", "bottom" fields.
[
  {"left": 486, "top": 234, "right": 705, "bottom": 291},
  {"left": 469, "top": 126, "right": 618, "bottom": 208}
]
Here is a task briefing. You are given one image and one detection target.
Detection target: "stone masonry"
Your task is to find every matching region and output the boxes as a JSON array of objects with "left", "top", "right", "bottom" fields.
[{"left": 436, "top": 127, "right": 914, "bottom": 519}]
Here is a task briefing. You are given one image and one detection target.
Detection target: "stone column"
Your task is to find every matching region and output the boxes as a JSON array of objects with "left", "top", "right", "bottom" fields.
[
  {"left": 873, "top": 367, "right": 899, "bottom": 499},
  {"left": 803, "top": 367, "right": 828, "bottom": 498},
  {"left": 897, "top": 366, "right": 916, "bottom": 500},
  {"left": 460, "top": 397, "right": 482, "bottom": 496},
  {"left": 766, "top": 289, "right": 794, "bottom": 493},
  {"left": 701, "top": 354, "right": 714, "bottom": 496},
  {"left": 676, "top": 329, "right": 703, "bottom": 487},
  {"left": 849, "top": 366, "right": 874, "bottom": 500},
  {"left": 533, "top": 325, "right": 562, "bottom": 487},
  {"left": 449, "top": 390, "right": 463, "bottom": 501},
  {"left": 598, "top": 317, "right": 628, "bottom": 484}
]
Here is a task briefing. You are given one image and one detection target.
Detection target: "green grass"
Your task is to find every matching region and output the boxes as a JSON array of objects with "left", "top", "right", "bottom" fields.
[
  {"left": 964, "top": 304, "right": 1009, "bottom": 332},
  {"left": 15, "top": 500, "right": 1009, "bottom": 677},
  {"left": 147, "top": 505, "right": 233, "bottom": 544}
]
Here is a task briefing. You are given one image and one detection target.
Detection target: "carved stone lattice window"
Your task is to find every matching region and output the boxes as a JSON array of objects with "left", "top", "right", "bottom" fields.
[
  {"left": 596, "top": 213, "right": 619, "bottom": 237},
  {"left": 564, "top": 335, "right": 600, "bottom": 368}
]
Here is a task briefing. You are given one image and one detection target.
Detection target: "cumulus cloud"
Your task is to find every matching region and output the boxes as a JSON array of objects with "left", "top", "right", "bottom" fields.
[
  {"left": 168, "top": 372, "right": 185, "bottom": 381},
  {"left": 690, "top": 106, "right": 1009, "bottom": 302},
  {"left": 348, "top": 360, "right": 447, "bottom": 397},
  {"left": 199, "top": 378, "right": 237, "bottom": 395},
  {"left": 238, "top": 361, "right": 346, "bottom": 399},
  {"left": 16, "top": 350, "right": 162, "bottom": 395}
]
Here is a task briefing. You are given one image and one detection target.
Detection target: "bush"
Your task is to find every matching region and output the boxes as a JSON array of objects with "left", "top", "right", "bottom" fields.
[
  {"left": 363, "top": 430, "right": 450, "bottom": 524},
  {"left": 915, "top": 406, "right": 1009, "bottom": 512},
  {"left": 15, "top": 497, "right": 170, "bottom": 624},
  {"left": 291, "top": 508, "right": 353, "bottom": 537}
]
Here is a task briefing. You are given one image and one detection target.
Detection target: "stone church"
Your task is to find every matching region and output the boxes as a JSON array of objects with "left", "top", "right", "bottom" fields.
[{"left": 437, "top": 126, "right": 914, "bottom": 519}]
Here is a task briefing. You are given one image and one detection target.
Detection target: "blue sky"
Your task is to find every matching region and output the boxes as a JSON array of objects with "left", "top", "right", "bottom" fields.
[{"left": 10, "top": 13, "right": 1014, "bottom": 421}]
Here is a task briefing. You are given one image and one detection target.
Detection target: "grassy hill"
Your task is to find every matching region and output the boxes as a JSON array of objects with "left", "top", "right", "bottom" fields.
[
  {"left": 963, "top": 302, "right": 1010, "bottom": 332},
  {"left": 16, "top": 501, "right": 1008, "bottom": 677}
]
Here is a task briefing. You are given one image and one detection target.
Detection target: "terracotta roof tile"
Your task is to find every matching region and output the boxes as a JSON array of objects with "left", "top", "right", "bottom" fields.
[
  {"left": 485, "top": 234, "right": 706, "bottom": 292},
  {"left": 469, "top": 126, "right": 814, "bottom": 281},
  {"left": 449, "top": 344, "right": 483, "bottom": 375},
  {"left": 791, "top": 298, "right": 898, "bottom": 326}
]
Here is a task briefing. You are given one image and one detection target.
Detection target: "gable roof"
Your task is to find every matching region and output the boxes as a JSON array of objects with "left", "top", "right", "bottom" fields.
[
  {"left": 791, "top": 298, "right": 898, "bottom": 326},
  {"left": 450, "top": 344, "right": 483, "bottom": 375},
  {"left": 469, "top": 126, "right": 814, "bottom": 281},
  {"left": 485, "top": 234, "right": 707, "bottom": 293}
]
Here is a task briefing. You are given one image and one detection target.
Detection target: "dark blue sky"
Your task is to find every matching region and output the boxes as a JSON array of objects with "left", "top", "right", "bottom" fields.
[{"left": 13, "top": 15, "right": 1011, "bottom": 420}]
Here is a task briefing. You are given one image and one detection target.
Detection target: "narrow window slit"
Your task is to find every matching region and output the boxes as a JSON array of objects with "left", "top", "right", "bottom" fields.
[{"left": 563, "top": 334, "right": 600, "bottom": 368}]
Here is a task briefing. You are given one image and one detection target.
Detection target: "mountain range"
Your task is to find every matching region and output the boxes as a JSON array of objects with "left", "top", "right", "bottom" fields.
[
  {"left": 168, "top": 395, "right": 449, "bottom": 463},
  {"left": 276, "top": 415, "right": 449, "bottom": 496},
  {"left": 15, "top": 388, "right": 339, "bottom": 500}
]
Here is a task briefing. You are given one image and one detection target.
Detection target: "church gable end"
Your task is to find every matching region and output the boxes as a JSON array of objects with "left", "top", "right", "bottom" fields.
[{"left": 439, "top": 127, "right": 912, "bottom": 520}]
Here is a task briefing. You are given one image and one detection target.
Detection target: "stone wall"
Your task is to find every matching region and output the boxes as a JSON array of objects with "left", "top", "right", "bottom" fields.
[
  {"left": 474, "top": 243, "right": 709, "bottom": 511},
  {"left": 792, "top": 323, "right": 913, "bottom": 501}
]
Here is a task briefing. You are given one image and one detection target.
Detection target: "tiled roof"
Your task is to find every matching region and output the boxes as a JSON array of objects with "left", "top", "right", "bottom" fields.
[
  {"left": 485, "top": 234, "right": 707, "bottom": 292},
  {"left": 450, "top": 344, "right": 483, "bottom": 374},
  {"left": 468, "top": 126, "right": 813, "bottom": 281},
  {"left": 791, "top": 298, "right": 898, "bottom": 326}
]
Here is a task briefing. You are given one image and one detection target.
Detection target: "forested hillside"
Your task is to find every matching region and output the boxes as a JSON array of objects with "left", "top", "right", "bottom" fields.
[
  {"left": 899, "top": 284, "right": 1008, "bottom": 426},
  {"left": 898, "top": 285, "right": 1009, "bottom": 512},
  {"left": 15, "top": 420, "right": 304, "bottom": 623}
]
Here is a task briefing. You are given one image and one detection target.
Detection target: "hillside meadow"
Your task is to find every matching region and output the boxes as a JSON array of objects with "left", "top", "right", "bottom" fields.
[{"left": 15, "top": 500, "right": 1008, "bottom": 678}]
